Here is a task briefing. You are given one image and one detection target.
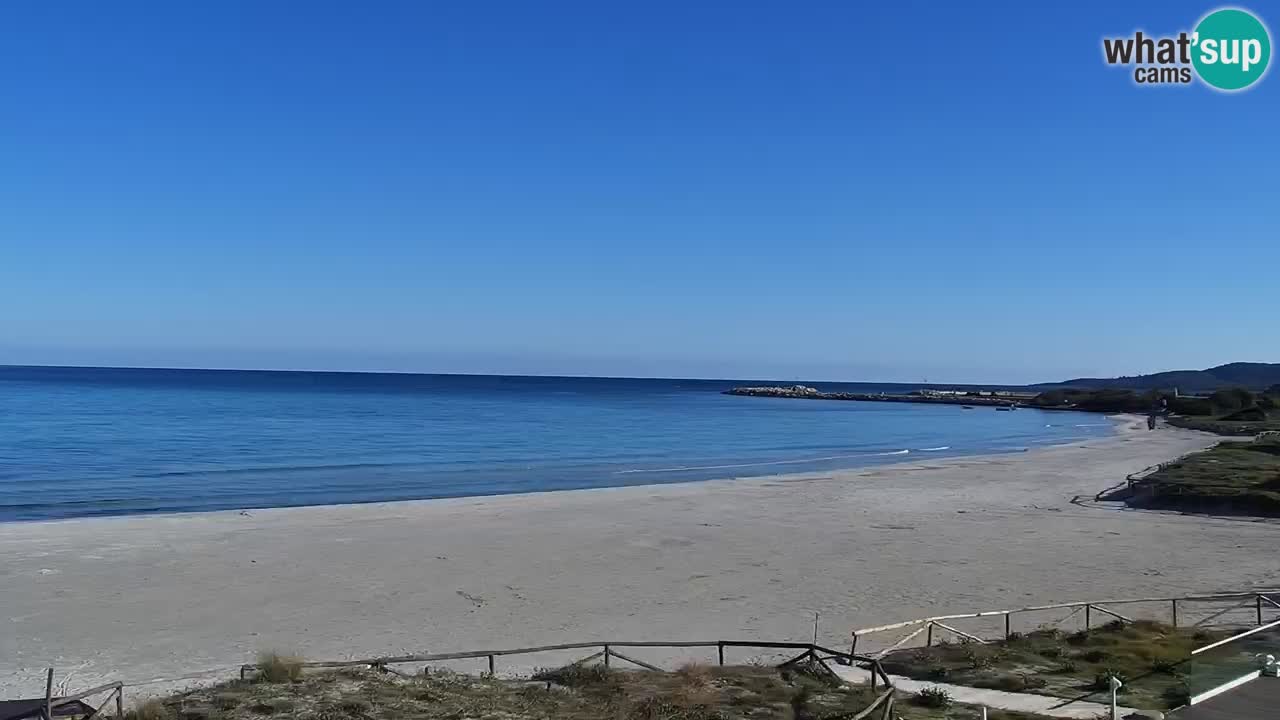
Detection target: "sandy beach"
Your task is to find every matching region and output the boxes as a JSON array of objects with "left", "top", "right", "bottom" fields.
[{"left": 3, "top": 417, "right": 1277, "bottom": 698}]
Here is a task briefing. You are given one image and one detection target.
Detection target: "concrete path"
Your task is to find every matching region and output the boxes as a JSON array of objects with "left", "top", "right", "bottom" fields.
[
  {"left": 832, "top": 664, "right": 1143, "bottom": 719},
  {"left": 1170, "top": 676, "right": 1280, "bottom": 719}
]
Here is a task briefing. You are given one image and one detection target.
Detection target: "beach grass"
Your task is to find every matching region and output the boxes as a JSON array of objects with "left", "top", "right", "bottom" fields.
[
  {"left": 145, "top": 663, "right": 1056, "bottom": 720},
  {"left": 1130, "top": 436, "right": 1280, "bottom": 515},
  {"left": 880, "top": 620, "right": 1223, "bottom": 710}
]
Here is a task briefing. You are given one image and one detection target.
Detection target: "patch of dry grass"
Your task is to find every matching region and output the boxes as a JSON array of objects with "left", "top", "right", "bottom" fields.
[
  {"left": 254, "top": 651, "right": 304, "bottom": 684},
  {"left": 124, "top": 699, "right": 171, "bottom": 720},
  {"left": 881, "top": 620, "right": 1227, "bottom": 710},
  {"left": 138, "top": 662, "right": 1060, "bottom": 720}
]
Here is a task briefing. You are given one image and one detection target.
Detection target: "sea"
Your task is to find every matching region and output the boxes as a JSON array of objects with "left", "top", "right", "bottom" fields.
[{"left": 0, "top": 366, "right": 1116, "bottom": 522}]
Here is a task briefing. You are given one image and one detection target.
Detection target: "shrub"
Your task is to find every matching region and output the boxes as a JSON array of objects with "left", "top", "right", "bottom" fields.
[
  {"left": 1038, "top": 645, "right": 1064, "bottom": 659},
  {"left": 1053, "top": 660, "right": 1078, "bottom": 674},
  {"left": 962, "top": 646, "right": 993, "bottom": 669},
  {"left": 1210, "top": 388, "right": 1256, "bottom": 413},
  {"left": 532, "top": 662, "right": 615, "bottom": 688},
  {"left": 1027, "top": 627, "right": 1063, "bottom": 641},
  {"left": 126, "top": 700, "right": 171, "bottom": 720},
  {"left": 1091, "top": 670, "right": 1129, "bottom": 692},
  {"left": 212, "top": 694, "right": 241, "bottom": 710},
  {"left": 675, "top": 663, "right": 713, "bottom": 687},
  {"left": 914, "top": 687, "right": 952, "bottom": 709},
  {"left": 256, "top": 651, "right": 304, "bottom": 683},
  {"left": 1167, "top": 395, "right": 1214, "bottom": 416},
  {"left": 1151, "top": 654, "right": 1184, "bottom": 674}
]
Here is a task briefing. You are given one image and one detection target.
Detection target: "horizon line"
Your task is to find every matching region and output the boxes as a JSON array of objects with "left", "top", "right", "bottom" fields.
[{"left": 0, "top": 362, "right": 1052, "bottom": 388}]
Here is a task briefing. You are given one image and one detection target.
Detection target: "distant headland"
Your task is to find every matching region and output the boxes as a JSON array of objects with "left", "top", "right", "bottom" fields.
[{"left": 726, "top": 362, "right": 1280, "bottom": 436}]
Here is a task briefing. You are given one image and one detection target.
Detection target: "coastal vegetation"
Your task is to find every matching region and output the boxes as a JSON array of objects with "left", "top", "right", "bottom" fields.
[
  {"left": 1118, "top": 435, "right": 1280, "bottom": 516},
  {"left": 880, "top": 620, "right": 1223, "bottom": 711},
  {"left": 1024, "top": 386, "right": 1280, "bottom": 437},
  {"left": 123, "top": 656, "right": 1056, "bottom": 720}
]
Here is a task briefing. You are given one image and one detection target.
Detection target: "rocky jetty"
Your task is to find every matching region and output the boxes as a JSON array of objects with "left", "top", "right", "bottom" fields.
[{"left": 724, "top": 385, "right": 1020, "bottom": 407}]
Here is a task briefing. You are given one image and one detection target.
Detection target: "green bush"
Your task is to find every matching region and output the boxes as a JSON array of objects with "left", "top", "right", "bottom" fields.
[
  {"left": 532, "top": 663, "right": 615, "bottom": 688},
  {"left": 1210, "top": 388, "right": 1256, "bottom": 413},
  {"left": 1167, "top": 395, "right": 1214, "bottom": 416},
  {"left": 914, "top": 687, "right": 952, "bottom": 709}
]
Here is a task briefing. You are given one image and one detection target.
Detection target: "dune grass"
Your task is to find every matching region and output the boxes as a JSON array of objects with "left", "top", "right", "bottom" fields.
[
  {"left": 1130, "top": 437, "right": 1280, "bottom": 515},
  {"left": 880, "top": 620, "right": 1225, "bottom": 710},
  {"left": 136, "top": 661, "right": 1055, "bottom": 720}
]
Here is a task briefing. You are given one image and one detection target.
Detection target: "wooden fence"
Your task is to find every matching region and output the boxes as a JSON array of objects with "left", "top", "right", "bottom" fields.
[
  {"left": 236, "top": 640, "right": 896, "bottom": 720},
  {"left": 850, "top": 589, "right": 1280, "bottom": 657},
  {"left": 28, "top": 671, "right": 123, "bottom": 720}
]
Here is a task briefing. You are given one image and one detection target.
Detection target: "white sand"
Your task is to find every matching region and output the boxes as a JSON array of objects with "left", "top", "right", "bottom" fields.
[{"left": 2, "top": 416, "right": 1276, "bottom": 698}]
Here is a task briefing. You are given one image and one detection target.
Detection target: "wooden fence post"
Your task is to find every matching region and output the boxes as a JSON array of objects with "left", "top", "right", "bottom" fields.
[
  {"left": 926, "top": 623, "right": 933, "bottom": 647},
  {"left": 1085, "top": 604, "right": 1091, "bottom": 630},
  {"left": 1258, "top": 595, "right": 1264, "bottom": 626},
  {"left": 717, "top": 643, "right": 725, "bottom": 666},
  {"left": 1171, "top": 599, "right": 1178, "bottom": 628},
  {"left": 487, "top": 655, "right": 495, "bottom": 676},
  {"left": 1004, "top": 613, "right": 1011, "bottom": 640},
  {"left": 45, "top": 668, "right": 54, "bottom": 720},
  {"left": 116, "top": 687, "right": 124, "bottom": 719},
  {"left": 603, "top": 645, "right": 610, "bottom": 668}
]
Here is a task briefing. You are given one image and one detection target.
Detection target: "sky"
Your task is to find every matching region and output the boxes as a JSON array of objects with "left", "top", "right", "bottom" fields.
[{"left": 1, "top": 1, "right": 1276, "bottom": 384}]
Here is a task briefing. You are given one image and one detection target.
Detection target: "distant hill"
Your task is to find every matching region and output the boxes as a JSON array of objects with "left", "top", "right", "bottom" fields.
[{"left": 1039, "top": 362, "right": 1280, "bottom": 392}]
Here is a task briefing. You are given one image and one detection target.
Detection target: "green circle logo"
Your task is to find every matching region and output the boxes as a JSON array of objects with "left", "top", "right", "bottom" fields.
[{"left": 1193, "top": 8, "right": 1272, "bottom": 91}]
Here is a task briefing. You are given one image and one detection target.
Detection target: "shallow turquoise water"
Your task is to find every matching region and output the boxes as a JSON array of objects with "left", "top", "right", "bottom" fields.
[{"left": 0, "top": 366, "right": 1112, "bottom": 521}]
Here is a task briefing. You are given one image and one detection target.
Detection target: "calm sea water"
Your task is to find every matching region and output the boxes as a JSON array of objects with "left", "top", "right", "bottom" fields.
[{"left": 0, "top": 366, "right": 1114, "bottom": 522}]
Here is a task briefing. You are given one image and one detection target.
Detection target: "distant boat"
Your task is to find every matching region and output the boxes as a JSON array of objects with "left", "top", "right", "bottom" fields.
[
  {"left": 996, "top": 406, "right": 1013, "bottom": 411},
  {"left": 962, "top": 405, "right": 975, "bottom": 410}
]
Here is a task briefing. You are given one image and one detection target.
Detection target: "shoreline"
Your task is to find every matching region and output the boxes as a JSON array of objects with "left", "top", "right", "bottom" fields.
[
  {"left": 1, "top": 410, "right": 1119, "bottom": 527},
  {"left": 4, "top": 417, "right": 1276, "bottom": 700}
]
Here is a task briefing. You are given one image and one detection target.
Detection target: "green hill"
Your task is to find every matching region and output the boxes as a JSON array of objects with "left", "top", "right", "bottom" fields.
[{"left": 1039, "top": 362, "right": 1280, "bottom": 393}]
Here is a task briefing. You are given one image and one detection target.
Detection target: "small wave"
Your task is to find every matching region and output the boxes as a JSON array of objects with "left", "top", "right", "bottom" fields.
[
  {"left": 614, "top": 449, "right": 910, "bottom": 475},
  {"left": 1074, "top": 423, "right": 1110, "bottom": 427},
  {"left": 918, "top": 446, "right": 951, "bottom": 452},
  {"left": 127, "top": 460, "right": 429, "bottom": 480}
]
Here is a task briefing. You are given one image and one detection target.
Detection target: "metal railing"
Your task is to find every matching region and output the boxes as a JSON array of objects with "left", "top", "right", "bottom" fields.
[{"left": 1186, "top": 617, "right": 1280, "bottom": 705}]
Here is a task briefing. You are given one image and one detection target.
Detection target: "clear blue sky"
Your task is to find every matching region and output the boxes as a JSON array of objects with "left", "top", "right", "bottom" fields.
[{"left": 1, "top": 1, "right": 1275, "bottom": 384}]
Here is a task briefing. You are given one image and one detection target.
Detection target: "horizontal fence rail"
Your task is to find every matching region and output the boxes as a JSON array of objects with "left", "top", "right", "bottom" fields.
[{"left": 234, "top": 640, "right": 896, "bottom": 720}]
